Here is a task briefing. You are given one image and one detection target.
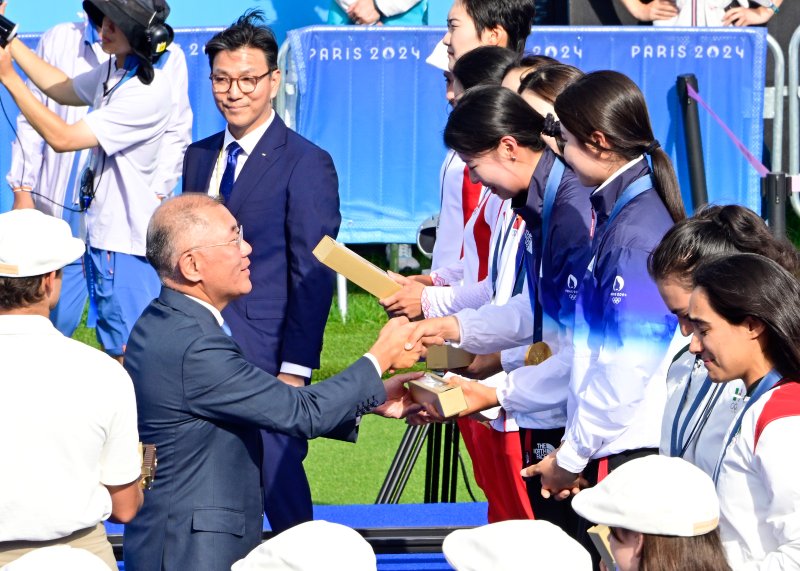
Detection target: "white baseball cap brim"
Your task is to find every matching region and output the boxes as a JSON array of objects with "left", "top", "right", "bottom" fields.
[
  {"left": 443, "top": 519, "right": 593, "bottom": 571},
  {"left": 0, "top": 209, "right": 85, "bottom": 277},
  {"left": 571, "top": 455, "right": 719, "bottom": 537}
]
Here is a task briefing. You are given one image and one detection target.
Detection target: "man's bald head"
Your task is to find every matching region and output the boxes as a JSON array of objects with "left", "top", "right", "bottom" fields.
[{"left": 146, "top": 194, "right": 221, "bottom": 283}]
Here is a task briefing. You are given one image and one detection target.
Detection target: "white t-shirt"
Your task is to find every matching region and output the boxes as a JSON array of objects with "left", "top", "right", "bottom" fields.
[
  {"left": 73, "top": 57, "right": 172, "bottom": 255},
  {"left": 0, "top": 315, "right": 140, "bottom": 541}
]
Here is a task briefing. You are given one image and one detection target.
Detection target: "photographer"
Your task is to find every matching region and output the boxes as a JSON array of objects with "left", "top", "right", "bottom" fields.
[{"left": 0, "top": 0, "right": 177, "bottom": 361}]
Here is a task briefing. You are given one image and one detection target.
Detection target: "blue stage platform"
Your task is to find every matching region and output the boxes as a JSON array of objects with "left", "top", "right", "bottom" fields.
[{"left": 105, "top": 502, "right": 489, "bottom": 570}]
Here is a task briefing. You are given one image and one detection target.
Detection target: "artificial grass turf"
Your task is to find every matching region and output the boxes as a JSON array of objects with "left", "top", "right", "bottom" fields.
[{"left": 306, "top": 290, "right": 485, "bottom": 505}]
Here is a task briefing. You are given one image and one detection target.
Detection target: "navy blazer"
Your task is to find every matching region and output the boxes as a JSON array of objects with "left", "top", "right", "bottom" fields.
[
  {"left": 123, "top": 288, "right": 385, "bottom": 571},
  {"left": 182, "top": 115, "right": 341, "bottom": 374}
]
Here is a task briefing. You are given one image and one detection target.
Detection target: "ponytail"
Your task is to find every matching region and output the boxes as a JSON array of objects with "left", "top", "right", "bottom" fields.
[
  {"left": 556, "top": 70, "right": 686, "bottom": 222},
  {"left": 649, "top": 147, "right": 685, "bottom": 223}
]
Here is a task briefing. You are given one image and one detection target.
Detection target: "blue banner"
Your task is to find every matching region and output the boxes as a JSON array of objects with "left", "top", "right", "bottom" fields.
[
  {"left": 1, "top": 26, "right": 767, "bottom": 243},
  {"left": 287, "top": 25, "right": 766, "bottom": 243},
  {"left": 288, "top": 26, "right": 448, "bottom": 243}
]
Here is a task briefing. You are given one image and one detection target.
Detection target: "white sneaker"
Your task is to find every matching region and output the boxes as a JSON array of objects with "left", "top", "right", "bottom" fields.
[{"left": 386, "top": 243, "right": 420, "bottom": 272}]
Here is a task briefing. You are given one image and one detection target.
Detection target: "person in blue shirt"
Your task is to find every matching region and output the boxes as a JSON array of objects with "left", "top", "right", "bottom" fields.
[
  {"left": 520, "top": 70, "right": 685, "bottom": 553},
  {"left": 406, "top": 79, "right": 593, "bottom": 531}
]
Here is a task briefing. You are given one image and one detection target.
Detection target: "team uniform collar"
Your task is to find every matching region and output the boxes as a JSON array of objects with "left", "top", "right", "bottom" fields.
[{"left": 590, "top": 157, "right": 649, "bottom": 226}]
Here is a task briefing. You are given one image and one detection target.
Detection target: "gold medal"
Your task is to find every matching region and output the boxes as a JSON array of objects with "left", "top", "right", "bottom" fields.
[{"left": 525, "top": 341, "right": 552, "bottom": 366}]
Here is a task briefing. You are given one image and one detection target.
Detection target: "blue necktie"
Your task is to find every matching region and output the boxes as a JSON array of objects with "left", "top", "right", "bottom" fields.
[
  {"left": 221, "top": 321, "right": 232, "bottom": 336},
  {"left": 219, "top": 142, "right": 243, "bottom": 203}
]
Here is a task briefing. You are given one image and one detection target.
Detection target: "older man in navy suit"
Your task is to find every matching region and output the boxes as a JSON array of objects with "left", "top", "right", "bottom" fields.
[
  {"left": 181, "top": 10, "right": 340, "bottom": 532},
  {"left": 123, "top": 194, "right": 425, "bottom": 571}
]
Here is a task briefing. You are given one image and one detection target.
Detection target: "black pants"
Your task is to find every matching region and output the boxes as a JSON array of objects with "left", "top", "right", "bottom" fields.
[{"left": 519, "top": 427, "right": 579, "bottom": 534}]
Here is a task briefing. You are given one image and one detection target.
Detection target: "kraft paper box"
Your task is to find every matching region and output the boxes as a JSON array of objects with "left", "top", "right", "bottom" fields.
[
  {"left": 425, "top": 344, "right": 475, "bottom": 370},
  {"left": 313, "top": 236, "right": 402, "bottom": 299},
  {"left": 409, "top": 373, "right": 468, "bottom": 418},
  {"left": 587, "top": 525, "right": 616, "bottom": 571}
]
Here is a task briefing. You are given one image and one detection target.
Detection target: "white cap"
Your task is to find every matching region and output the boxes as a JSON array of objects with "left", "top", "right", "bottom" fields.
[
  {"left": 0, "top": 209, "right": 84, "bottom": 277},
  {"left": 426, "top": 40, "right": 449, "bottom": 71},
  {"left": 572, "top": 455, "right": 719, "bottom": 537},
  {"left": 442, "top": 520, "right": 592, "bottom": 571},
  {"left": 0, "top": 546, "right": 110, "bottom": 571},
  {"left": 231, "top": 520, "right": 376, "bottom": 571}
]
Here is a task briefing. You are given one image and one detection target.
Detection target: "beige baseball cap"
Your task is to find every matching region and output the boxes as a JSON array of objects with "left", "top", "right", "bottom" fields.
[
  {"left": 572, "top": 455, "right": 720, "bottom": 537},
  {"left": 0, "top": 209, "right": 85, "bottom": 277}
]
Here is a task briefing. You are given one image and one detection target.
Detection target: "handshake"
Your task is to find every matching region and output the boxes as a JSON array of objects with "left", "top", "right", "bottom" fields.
[{"left": 367, "top": 316, "right": 495, "bottom": 423}]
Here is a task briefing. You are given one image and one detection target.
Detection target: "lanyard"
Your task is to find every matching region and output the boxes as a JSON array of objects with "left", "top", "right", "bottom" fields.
[
  {"left": 713, "top": 369, "right": 783, "bottom": 483},
  {"left": 539, "top": 157, "right": 566, "bottom": 263},
  {"left": 519, "top": 159, "right": 568, "bottom": 341},
  {"left": 605, "top": 175, "right": 654, "bottom": 227},
  {"left": 585, "top": 174, "right": 655, "bottom": 273},
  {"left": 490, "top": 207, "right": 518, "bottom": 297},
  {"left": 669, "top": 360, "right": 720, "bottom": 457}
]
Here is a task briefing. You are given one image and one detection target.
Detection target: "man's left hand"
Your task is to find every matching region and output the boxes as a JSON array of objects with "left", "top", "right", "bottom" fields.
[
  {"left": 347, "top": 0, "right": 382, "bottom": 24},
  {"left": 380, "top": 271, "right": 426, "bottom": 320},
  {"left": 521, "top": 451, "right": 587, "bottom": 500},
  {"left": 372, "top": 371, "right": 424, "bottom": 418},
  {"left": 277, "top": 372, "right": 307, "bottom": 388}
]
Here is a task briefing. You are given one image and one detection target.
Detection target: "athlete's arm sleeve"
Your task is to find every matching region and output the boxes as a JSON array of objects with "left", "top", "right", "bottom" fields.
[
  {"left": 454, "top": 291, "right": 534, "bottom": 354},
  {"left": 746, "top": 417, "right": 800, "bottom": 570}
]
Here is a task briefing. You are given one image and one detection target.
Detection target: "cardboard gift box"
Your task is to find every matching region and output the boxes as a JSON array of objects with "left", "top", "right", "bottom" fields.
[
  {"left": 313, "top": 236, "right": 401, "bottom": 298},
  {"left": 425, "top": 344, "right": 475, "bottom": 370},
  {"left": 408, "top": 372, "right": 468, "bottom": 418}
]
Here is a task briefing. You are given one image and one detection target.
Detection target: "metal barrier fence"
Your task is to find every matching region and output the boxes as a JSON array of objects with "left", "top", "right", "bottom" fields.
[{"left": 788, "top": 25, "right": 800, "bottom": 218}]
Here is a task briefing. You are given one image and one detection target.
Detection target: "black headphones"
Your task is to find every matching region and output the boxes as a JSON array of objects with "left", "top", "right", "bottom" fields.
[{"left": 144, "top": 0, "right": 173, "bottom": 61}]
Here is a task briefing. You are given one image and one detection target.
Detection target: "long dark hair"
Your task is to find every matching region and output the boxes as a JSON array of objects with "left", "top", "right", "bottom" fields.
[
  {"left": 555, "top": 70, "right": 685, "bottom": 223},
  {"left": 649, "top": 204, "right": 800, "bottom": 284},
  {"left": 693, "top": 253, "right": 800, "bottom": 378},
  {"left": 518, "top": 63, "right": 584, "bottom": 103},
  {"left": 452, "top": 46, "right": 518, "bottom": 90},
  {"left": 502, "top": 53, "right": 559, "bottom": 82},
  {"left": 640, "top": 530, "right": 731, "bottom": 571},
  {"left": 444, "top": 85, "right": 545, "bottom": 156}
]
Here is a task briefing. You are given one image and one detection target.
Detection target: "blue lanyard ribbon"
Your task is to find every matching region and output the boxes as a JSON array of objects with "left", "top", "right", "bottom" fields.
[
  {"left": 670, "top": 364, "right": 712, "bottom": 457},
  {"left": 713, "top": 369, "right": 783, "bottom": 483},
  {"left": 605, "top": 175, "right": 654, "bottom": 227},
  {"left": 540, "top": 157, "right": 566, "bottom": 262},
  {"left": 522, "top": 159, "right": 567, "bottom": 342},
  {"left": 491, "top": 210, "right": 519, "bottom": 298}
]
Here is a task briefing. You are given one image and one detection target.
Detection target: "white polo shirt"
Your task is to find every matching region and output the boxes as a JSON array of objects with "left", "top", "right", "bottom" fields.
[
  {"left": 0, "top": 315, "right": 140, "bottom": 541},
  {"left": 73, "top": 57, "right": 172, "bottom": 256}
]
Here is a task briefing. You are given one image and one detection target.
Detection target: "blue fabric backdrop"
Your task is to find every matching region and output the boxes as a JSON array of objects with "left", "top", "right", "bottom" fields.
[
  {"left": 0, "top": 26, "right": 766, "bottom": 244},
  {"left": 287, "top": 25, "right": 766, "bottom": 243}
]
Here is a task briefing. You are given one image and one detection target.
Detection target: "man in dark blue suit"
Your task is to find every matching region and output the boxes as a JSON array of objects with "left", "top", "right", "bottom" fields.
[
  {"left": 181, "top": 10, "right": 340, "bottom": 532},
  {"left": 123, "top": 194, "right": 425, "bottom": 571}
]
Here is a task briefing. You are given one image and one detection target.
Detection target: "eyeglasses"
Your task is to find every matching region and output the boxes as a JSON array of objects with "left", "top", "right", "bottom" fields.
[
  {"left": 209, "top": 71, "right": 274, "bottom": 94},
  {"left": 182, "top": 225, "right": 244, "bottom": 255}
]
